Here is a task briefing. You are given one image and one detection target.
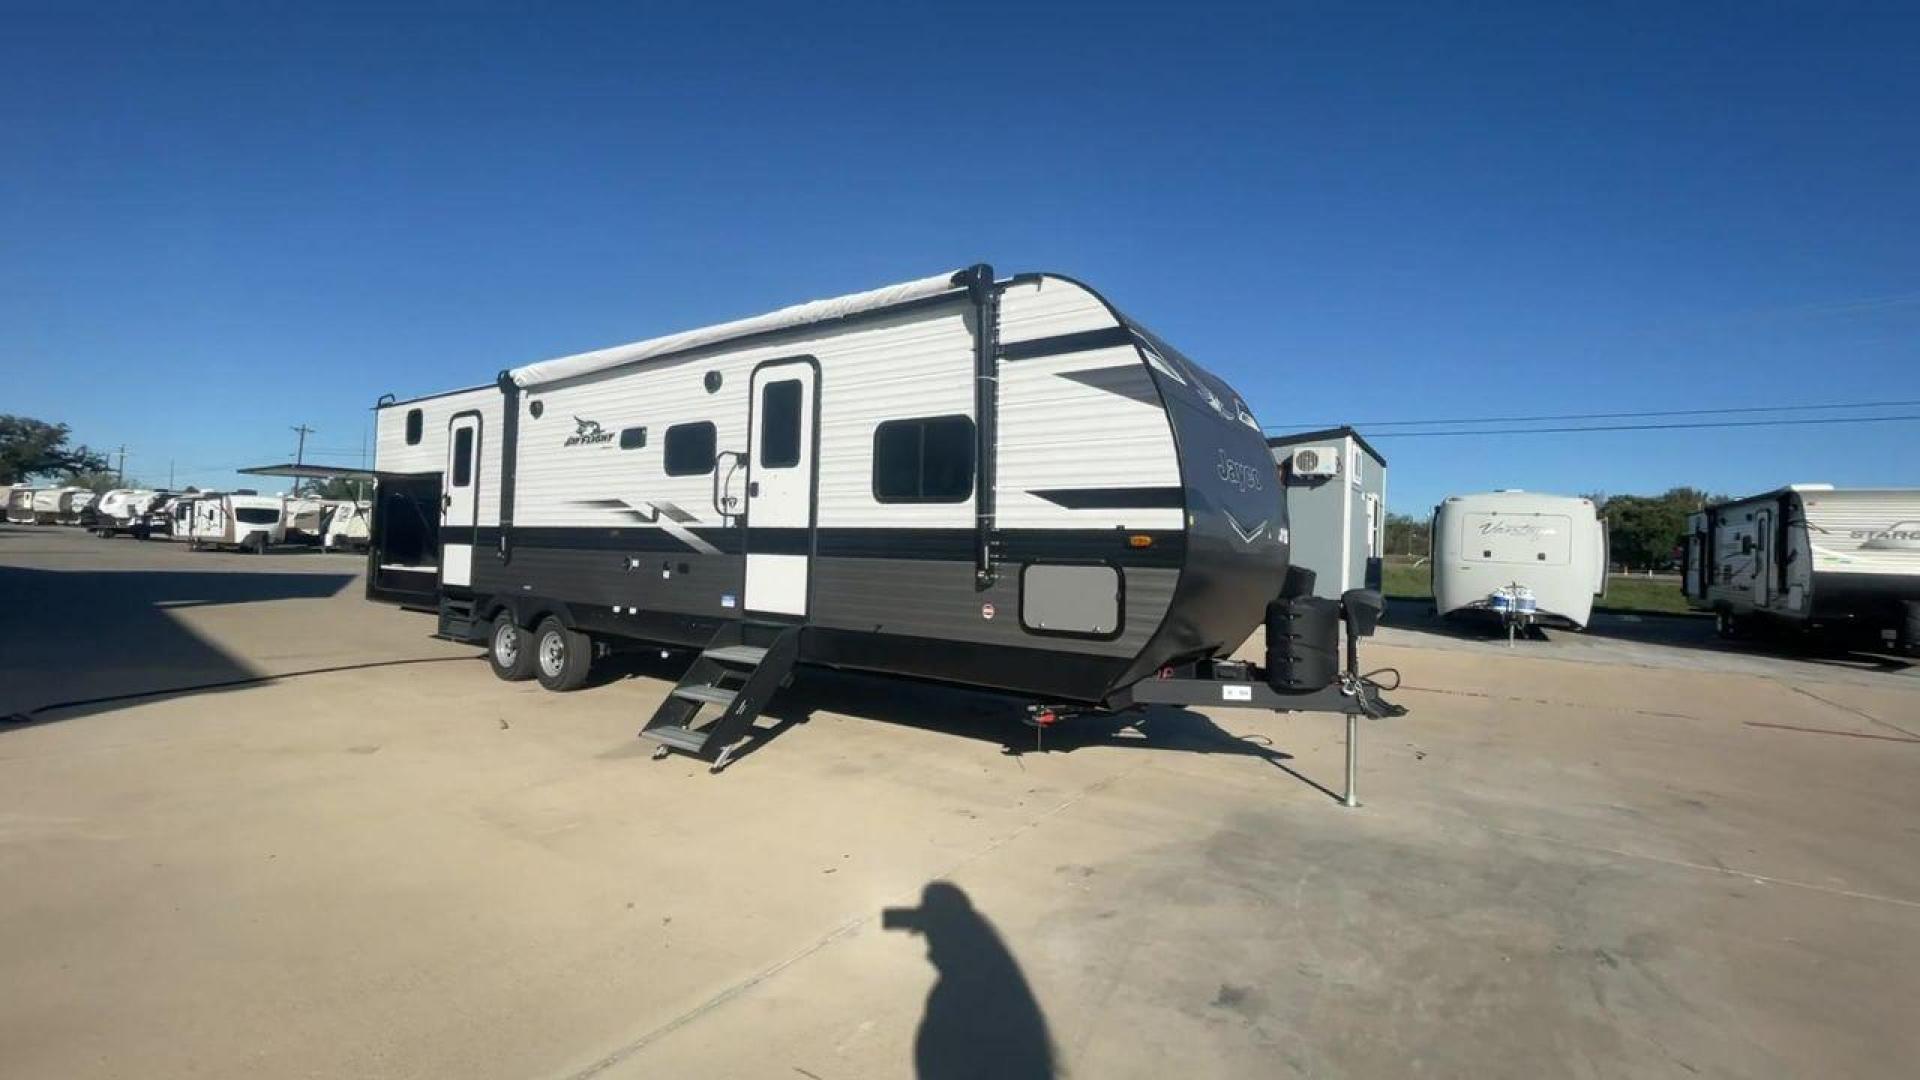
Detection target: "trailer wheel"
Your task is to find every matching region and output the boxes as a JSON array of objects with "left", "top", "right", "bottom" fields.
[
  {"left": 487, "top": 614, "right": 537, "bottom": 682},
  {"left": 533, "top": 616, "right": 592, "bottom": 692}
]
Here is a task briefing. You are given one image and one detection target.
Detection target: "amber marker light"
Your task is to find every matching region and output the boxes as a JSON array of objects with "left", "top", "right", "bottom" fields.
[{"left": 1128, "top": 535, "right": 1154, "bottom": 548}]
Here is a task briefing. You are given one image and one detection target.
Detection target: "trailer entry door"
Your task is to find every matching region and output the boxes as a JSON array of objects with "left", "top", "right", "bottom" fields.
[
  {"left": 442, "top": 413, "right": 481, "bottom": 589},
  {"left": 744, "top": 359, "right": 817, "bottom": 616}
]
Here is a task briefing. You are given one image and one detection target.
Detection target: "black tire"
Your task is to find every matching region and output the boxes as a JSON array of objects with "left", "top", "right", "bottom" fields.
[
  {"left": 533, "top": 616, "right": 593, "bottom": 692},
  {"left": 487, "top": 613, "right": 537, "bottom": 682}
]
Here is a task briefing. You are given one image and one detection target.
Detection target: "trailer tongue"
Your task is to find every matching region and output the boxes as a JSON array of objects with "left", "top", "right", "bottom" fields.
[{"left": 1106, "top": 587, "right": 1404, "bottom": 808}]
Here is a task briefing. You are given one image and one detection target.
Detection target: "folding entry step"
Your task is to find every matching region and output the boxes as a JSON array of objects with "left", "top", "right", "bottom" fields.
[
  {"left": 435, "top": 597, "right": 482, "bottom": 643},
  {"left": 639, "top": 621, "right": 801, "bottom": 772}
]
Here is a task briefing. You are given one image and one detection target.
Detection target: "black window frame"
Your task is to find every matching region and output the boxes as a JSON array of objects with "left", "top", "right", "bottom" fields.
[
  {"left": 619, "top": 426, "right": 647, "bottom": 450},
  {"left": 404, "top": 408, "right": 423, "bottom": 445},
  {"left": 872, "top": 414, "right": 976, "bottom": 504},
  {"left": 451, "top": 426, "right": 473, "bottom": 488},
  {"left": 758, "top": 379, "right": 804, "bottom": 469},
  {"left": 663, "top": 421, "right": 718, "bottom": 477}
]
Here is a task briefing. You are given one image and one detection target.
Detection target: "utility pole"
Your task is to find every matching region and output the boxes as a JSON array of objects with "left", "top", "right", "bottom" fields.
[
  {"left": 113, "top": 444, "right": 129, "bottom": 485},
  {"left": 291, "top": 424, "right": 316, "bottom": 497}
]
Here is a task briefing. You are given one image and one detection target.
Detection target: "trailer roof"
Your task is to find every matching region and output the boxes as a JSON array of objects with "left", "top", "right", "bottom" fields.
[
  {"left": 507, "top": 269, "right": 968, "bottom": 388},
  {"left": 1265, "top": 426, "right": 1387, "bottom": 467},
  {"left": 239, "top": 463, "right": 376, "bottom": 480}
]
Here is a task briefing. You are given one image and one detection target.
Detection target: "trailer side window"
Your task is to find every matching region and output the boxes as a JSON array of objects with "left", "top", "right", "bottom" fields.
[
  {"left": 873, "top": 415, "right": 975, "bottom": 503},
  {"left": 619, "top": 426, "right": 647, "bottom": 450},
  {"left": 405, "top": 409, "right": 423, "bottom": 445},
  {"left": 664, "top": 422, "right": 717, "bottom": 476},
  {"left": 451, "top": 427, "right": 473, "bottom": 487},
  {"left": 759, "top": 379, "right": 803, "bottom": 468}
]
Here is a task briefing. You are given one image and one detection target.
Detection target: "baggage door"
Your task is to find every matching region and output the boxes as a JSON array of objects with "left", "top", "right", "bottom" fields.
[
  {"left": 441, "top": 413, "right": 481, "bottom": 589},
  {"left": 744, "top": 359, "right": 818, "bottom": 617}
]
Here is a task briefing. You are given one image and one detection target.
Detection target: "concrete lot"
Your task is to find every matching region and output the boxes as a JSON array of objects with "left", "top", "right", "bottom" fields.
[{"left": 3, "top": 522, "right": 1918, "bottom": 1079}]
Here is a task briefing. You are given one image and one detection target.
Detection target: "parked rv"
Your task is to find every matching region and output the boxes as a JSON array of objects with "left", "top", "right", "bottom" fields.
[
  {"left": 1683, "top": 485, "right": 1920, "bottom": 652},
  {"left": 1432, "top": 491, "right": 1608, "bottom": 631},
  {"left": 92, "top": 489, "right": 165, "bottom": 536},
  {"left": 148, "top": 494, "right": 200, "bottom": 541},
  {"left": 61, "top": 490, "right": 96, "bottom": 526},
  {"left": 31, "top": 487, "right": 87, "bottom": 525},
  {"left": 369, "top": 266, "right": 1319, "bottom": 768},
  {"left": 4, "top": 486, "right": 36, "bottom": 524},
  {"left": 281, "top": 497, "right": 328, "bottom": 546},
  {"left": 320, "top": 499, "right": 371, "bottom": 552},
  {"left": 188, "top": 493, "right": 286, "bottom": 552}
]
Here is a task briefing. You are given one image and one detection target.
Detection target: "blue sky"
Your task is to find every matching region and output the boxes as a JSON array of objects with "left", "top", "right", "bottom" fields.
[{"left": 3, "top": 2, "right": 1915, "bottom": 510}]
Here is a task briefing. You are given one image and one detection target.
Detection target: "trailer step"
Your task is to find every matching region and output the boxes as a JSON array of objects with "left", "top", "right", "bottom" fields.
[
  {"left": 642, "top": 724, "right": 710, "bottom": 754},
  {"left": 671, "top": 684, "right": 737, "bottom": 707},
  {"left": 639, "top": 622, "right": 802, "bottom": 772},
  {"left": 702, "top": 644, "right": 768, "bottom": 666}
]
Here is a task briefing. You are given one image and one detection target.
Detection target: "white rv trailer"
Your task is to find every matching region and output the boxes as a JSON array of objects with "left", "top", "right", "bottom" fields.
[
  {"left": 188, "top": 493, "right": 286, "bottom": 552},
  {"left": 64, "top": 490, "right": 96, "bottom": 526},
  {"left": 156, "top": 492, "right": 219, "bottom": 541},
  {"left": 1432, "top": 491, "right": 1608, "bottom": 631},
  {"left": 4, "top": 486, "right": 35, "bottom": 524},
  {"left": 320, "top": 499, "right": 371, "bottom": 552},
  {"left": 91, "top": 489, "right": 163, "bottom": 536},
  {"left": 30, "top": 487, "right": 87, "bottom": 525},
  {"left": 1683, "top": 485, "right": 1920, "bottom": 651},
  {"left": 367, "top": 266, "right": 1373, "bottom": 768}
]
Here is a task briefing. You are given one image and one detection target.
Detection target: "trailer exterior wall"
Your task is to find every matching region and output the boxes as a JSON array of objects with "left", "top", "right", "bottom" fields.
[
  {"left": 1266, "top": 428, "right": 1387, "bottom": 601},
  {"left": 1433, "top": 491, "right": 1605, "bottom": 629},
  {"left": 370, "top": 269, "right": 1287, "bottom": 704},
  {"left": 478, "top": 276, "right": 1207, "bottom": 701},
  {"left": 1686, "top": 487, "right": 1920, "bottom": 632}
]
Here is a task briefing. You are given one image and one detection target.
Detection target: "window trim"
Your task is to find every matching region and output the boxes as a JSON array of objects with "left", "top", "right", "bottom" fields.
[
  {"left": 871, "top": 414, "right": 976, "bottom": 505},
  {"left": 451, "top": 426, "right": 474, "bottom": 488},
  {"left": 758, "top": 378, "right": 804, "bottom": 469},
  {"left": 663, "top": 420, "right": 718, "bottom": 477}
]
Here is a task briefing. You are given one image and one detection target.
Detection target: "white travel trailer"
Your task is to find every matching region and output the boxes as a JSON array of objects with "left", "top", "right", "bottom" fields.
[
  {"left": 320, "top": 499, "right": 371, "bottom": 552},
  {"left": 189, "top": 493, "right": 287, "bottom": 552},
  {"left": 1432, "top": 491, "right": 1608, "bottom": 631},
  {"left": 31, "top": 487, "right": 87, "bottom": 525},
  {"left": 363, "top": 266, "right": 1409, "bottom": 771},
  {"left": 62, "top": 490, "right": 96, "bottom": 526},
  {"left": 150, "top": 493, "right": 204, "bottom": 540},
  {"left": 1683, "top": 485, "right": 1920, "bottom": 651},
  {"left": 92, "top": 489, "right": 164, "bottom": 536},
  {"left": 4, "top": 486, "right": 36, "bottom": 524}
]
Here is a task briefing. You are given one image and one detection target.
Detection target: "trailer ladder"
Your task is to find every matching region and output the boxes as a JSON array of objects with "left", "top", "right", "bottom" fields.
[{"left": 639, "top": 621, "right": 801, "bottom": 773}]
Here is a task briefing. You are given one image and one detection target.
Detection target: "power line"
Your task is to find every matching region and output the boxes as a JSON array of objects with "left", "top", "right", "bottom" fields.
[
  {"left": 1367, "top": 413, "right": 1920, "bottom": 438},
  {"left": 1275, "top": 398, "right": 1920, "bottom": 431}
]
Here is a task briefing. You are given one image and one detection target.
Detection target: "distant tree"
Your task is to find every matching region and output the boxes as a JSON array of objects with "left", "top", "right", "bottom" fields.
[
  {"left": 309, "top": 476, "right": 370, "bottom": 500},
  {"left": 1601, "top": 487, "right": 1721, "bottom": 572},
  {"left": 1383, "top": 512, "right": 1432, "bottom": 558},
  {"left": 0, "top": 415, "right": 108, "bottom": 484},
  {"left": 60, "top": 469, "right": 128, "bottom": 494}
]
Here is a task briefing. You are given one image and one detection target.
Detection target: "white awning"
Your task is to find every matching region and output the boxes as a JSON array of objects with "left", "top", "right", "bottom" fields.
[{"left": 508, "top": 269, "right": 968, "bottom": 388}]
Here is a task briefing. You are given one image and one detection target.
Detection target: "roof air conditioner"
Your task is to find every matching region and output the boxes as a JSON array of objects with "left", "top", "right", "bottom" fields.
[{"left": 1290, "top": 446, "right": 1340, "bottom": 478}]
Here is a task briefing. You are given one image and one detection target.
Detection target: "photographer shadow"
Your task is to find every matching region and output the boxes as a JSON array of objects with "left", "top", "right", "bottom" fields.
[{"left": 885, "top": 881, "right": 1056, "bottom": 1080}]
